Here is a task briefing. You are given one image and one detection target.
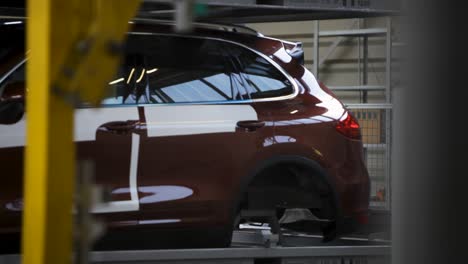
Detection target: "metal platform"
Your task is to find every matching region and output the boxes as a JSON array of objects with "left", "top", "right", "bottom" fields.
[{"left": 0, "top": 229, "right": 391, "bottom": 264}]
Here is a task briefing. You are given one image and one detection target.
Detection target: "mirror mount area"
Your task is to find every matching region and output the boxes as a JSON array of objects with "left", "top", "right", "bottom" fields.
[
  {"left": 0, "top": 81, "right": 25, "bottom": 125},
  {"left": 0, "top": 100, "right": 24, "bottom": 124}
]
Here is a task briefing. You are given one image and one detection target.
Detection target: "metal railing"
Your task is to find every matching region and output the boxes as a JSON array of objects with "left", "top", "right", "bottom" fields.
[
  {"left": 347, "top": 106, "right": 392, "bottom": 208},
  {"left": 0, "top": 230, "right": 391, "bottom": 264}
]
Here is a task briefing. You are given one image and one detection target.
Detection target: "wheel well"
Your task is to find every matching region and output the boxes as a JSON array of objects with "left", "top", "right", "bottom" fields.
[{"left": 239, "top": 157, "right": 338, "bottom": 221}]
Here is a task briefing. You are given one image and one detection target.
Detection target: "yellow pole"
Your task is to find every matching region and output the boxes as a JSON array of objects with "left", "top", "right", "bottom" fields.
[
  {"left": 22, "top": 0, "right": 76, "bottom": 263},
  {"left": 22, "top": 1, "right": 140, "bottom": 263}
]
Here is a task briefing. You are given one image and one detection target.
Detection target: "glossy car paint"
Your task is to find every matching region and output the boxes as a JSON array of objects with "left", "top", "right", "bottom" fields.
[{"left": 0, "top": 21, "right": 369, "bottom": 249}]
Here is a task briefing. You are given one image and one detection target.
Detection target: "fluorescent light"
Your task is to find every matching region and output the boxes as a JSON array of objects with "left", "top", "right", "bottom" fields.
[
  {"left": 290, "top": 110, "right": 298, "bottom": 114},
  {"left": 126, "top": 68, "right": 135, "bottom": 84},
  {"left": 146, "top": 68, "right": 158, "bottom": 74},
  {"left": 4, "top": 21, "right": 22, "bottom": 25},
  {"left": 109, "top": 78, "right": 124, "bottom": 85},
  {"left": 136, "top": 69, "right": 145, "bottom": 83},
  {"left": 128, "top": 21, "right": 134, "bottom": 24}
]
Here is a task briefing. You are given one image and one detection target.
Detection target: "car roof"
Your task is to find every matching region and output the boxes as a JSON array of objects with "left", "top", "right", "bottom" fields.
[{"left": 132, "top": 18, "right": 260, "bottom": 36}]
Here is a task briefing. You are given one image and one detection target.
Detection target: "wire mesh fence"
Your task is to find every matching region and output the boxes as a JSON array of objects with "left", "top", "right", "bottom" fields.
[{"left": 348, "top": 107, "right": 391, "bottom": 209}]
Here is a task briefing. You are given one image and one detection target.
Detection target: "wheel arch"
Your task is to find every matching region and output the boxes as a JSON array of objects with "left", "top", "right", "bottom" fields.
[{"left": 230, "top": 155, "right": 343, "bottom": 222}]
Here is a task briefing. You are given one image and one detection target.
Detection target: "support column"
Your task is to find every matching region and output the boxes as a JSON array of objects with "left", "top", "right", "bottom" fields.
[
  {"left": 23, "top": 1, "right": 77, "bottom": 263},
  {"left": 313, "top": 20, "right": 319, "bottom": 77},
  {"left": 22, "top": 1, "right": 141, "bottom": 263}
]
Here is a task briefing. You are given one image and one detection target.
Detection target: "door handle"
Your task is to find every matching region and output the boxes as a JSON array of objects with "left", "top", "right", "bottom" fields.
[
  {"left": 102, "top": 120, "right": 138, "bottom": 134},
  {"left": 236, "top": 120, "right": 265, "bottom": 132}
]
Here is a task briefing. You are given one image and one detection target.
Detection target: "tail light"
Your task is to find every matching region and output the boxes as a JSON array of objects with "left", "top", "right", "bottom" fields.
[{"left": 335, "top": 113, "right": 361, "bottom": 140}]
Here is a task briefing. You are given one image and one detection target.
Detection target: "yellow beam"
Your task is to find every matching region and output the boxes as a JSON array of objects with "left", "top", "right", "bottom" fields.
[{"left": 22, "top": 1, "right": 140, "bottom": 264}]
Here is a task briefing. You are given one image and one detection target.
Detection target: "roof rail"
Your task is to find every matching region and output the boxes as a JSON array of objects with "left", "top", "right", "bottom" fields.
[
  {"left": 132, "top": 18, "right": 260, "bottom": 36},
  {"left": 0, "top": 16, "right": 260, "bottom": 36}
]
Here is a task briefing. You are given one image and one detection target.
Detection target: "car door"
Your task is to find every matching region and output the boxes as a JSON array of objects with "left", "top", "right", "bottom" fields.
[
  {"left": 120, "top": 33, "right": 272, "bottom": 226},
  {"left": 76, "top": 52, "right": 151, "bottom": 221},
  {"left": 75, "top": 106, "right": 141, "bottom": 219}
]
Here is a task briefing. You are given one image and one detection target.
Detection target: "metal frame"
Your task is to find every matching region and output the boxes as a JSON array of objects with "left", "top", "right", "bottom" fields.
[
  {"left": 137, "top": 0, "right": 399, "bottom": 23},
  {"left": 313, "top": 20, "right": 319, "bottom": 76},
  {"left": 315, "top": 17, "right": 393, "bottom": 210},
  {"left": 384, "top": 17, "right": 392, "bottom": 210},
  {"left": 0, "top": 247, "right": 391, "bottom": 264},
  {"left": 330, "top": 85, "right": 386, "bottom": 91},
  {"left": 319, "top": 28, "right": 387, "bottom": 37},
  {"left": 0, "top": 1, "right": 401, "bottom": 23},
  {"left": 91, "top": 246, "right": 390, "bottom": 263}
]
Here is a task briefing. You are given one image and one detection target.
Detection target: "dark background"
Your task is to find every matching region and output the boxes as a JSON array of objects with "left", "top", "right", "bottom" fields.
[{"left": 393, "top": 0, "right": 468, "bottom": 263}]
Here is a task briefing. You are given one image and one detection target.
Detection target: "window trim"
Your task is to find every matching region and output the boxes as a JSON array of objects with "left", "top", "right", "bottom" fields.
[{"left": 126, "top": 32, "right": 299, "bottom": 105}]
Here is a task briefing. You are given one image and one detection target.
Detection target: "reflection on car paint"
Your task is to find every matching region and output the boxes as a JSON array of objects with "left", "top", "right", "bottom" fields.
[
  {"left": 300, "top": 67, "right": 334, "bottom": 103},
  {"left": 273, "top": 47, "right": 292, "bottom": 63},
  {"left": 317, "top": 98, "right": 346, "bottom": 120},
  {"left": 5, "top": 198, "right": 22, "bottom": 211},
  {"left": 143, "top": 105, "right": 258, "bottom": 137},
  {"left": 274, "top": 118, "right": 323, "bottom": 126},
  {"left": 138, "top": 219, "right": 181, "bottom": 225},
  {"left": 112, "top": 185, "right": 194, "bottom": 204},
  {"left": 139, "top": 186, "right": 193, "bottom": 204},
  {"left": 263, "top": 135, "right": 297, "bottom": 147}
]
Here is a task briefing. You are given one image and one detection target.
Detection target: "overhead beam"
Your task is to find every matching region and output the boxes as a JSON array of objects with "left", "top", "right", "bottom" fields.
[{"left": 319, "top": 28, "right": 387, "bottom": 37}]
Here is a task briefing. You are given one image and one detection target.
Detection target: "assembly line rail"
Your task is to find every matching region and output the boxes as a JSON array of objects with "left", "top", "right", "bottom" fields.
[
  {"left": 0, "top": 230, "right": 391, "bottom": 264},
  {"left": 93, "top": 246, "right": 390, "bottom": 263}
]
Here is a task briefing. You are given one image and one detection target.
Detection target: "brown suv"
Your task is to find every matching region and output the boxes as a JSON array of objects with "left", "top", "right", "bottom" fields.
[{"left": 0, "top": 20, "right": 369, "bottom": 251}]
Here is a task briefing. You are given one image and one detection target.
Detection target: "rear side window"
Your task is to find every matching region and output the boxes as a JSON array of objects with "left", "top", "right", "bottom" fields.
[
  {"left": 227, "top": 45, "right": 294, "bottom": 100},
  {"left": 103, "top": 34, "right": 236, "bottom": 105}
]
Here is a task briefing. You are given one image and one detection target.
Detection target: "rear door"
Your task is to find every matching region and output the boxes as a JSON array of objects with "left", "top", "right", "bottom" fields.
[{"left": 121, "top": 34, "right": 268, "bottom": 226}]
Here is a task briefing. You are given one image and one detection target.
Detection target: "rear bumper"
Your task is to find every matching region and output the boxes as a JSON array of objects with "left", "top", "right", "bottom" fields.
[
  {"left": 323, "top": 139, "right": 370, "bottom": 236},
  {"left": 337, "top": 210, "right": 369, "bottom": 235},
  {"left": 325, "top": 137, "right": 370, "bottom": 220}
]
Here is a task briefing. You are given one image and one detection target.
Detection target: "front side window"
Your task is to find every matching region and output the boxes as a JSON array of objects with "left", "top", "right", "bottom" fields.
[{"left": 103, "top": 34, "right": 236, "bottom": 105}]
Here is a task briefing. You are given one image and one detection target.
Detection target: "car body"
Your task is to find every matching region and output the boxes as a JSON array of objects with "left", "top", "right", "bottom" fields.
[{"left": 0, "top": 20, "right": 369, "bottom": 251}]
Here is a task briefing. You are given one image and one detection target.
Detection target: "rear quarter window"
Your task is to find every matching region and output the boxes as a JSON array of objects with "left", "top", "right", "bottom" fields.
[{"left": 226, "top": 44, "right": 294, "bottom": 100}]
